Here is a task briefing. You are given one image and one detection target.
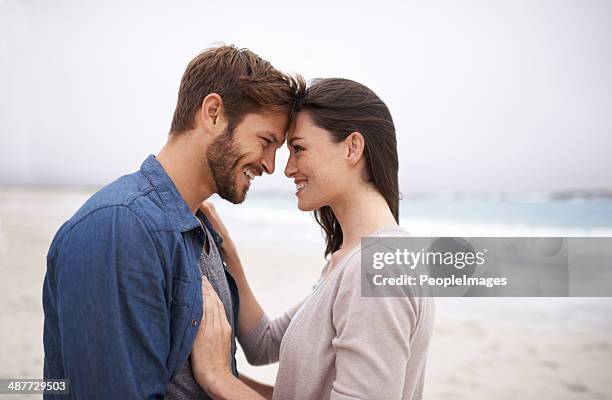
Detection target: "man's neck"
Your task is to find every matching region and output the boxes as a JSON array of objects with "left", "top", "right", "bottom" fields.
[{"left": 156, "top": 135, "right": 215, "bottom": 214}]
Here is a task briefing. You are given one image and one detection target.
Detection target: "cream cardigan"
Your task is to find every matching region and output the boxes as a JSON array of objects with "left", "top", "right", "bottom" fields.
[{"left": 239, "top": 228, "right": 435, "bottom": 400}]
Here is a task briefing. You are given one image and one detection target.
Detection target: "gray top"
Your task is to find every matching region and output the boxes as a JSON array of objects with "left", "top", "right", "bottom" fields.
[{"left": 165, "top": 221, "right": 236, "bottom": 400}]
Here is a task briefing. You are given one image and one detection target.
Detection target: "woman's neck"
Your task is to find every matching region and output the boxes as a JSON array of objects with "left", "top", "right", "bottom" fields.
[{"left": 330, "top": 184, "right": 398, "bottom": 257}]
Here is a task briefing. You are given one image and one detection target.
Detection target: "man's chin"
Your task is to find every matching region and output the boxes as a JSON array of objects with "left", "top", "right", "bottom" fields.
[
  {"left": 230, "top": 193, "right": 247, "bottom": 204},
  {"left": 218, "top": 186, "right": 248, "bottom": 204}
]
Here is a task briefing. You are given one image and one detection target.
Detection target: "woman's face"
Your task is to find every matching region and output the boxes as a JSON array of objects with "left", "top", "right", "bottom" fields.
[{"left": 284, "top": 112, "right": 349, "bottom": 211}]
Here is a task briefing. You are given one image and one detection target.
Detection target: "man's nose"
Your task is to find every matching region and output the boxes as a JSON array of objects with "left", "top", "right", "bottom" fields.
[{"left": 261, "top": 149, "right": 276, "bottom": 175}]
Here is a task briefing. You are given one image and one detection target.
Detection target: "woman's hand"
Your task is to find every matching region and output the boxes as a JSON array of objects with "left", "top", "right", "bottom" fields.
[
  {"left": 192, "top": 277, "right": 233, "bottom": 395},
  {"left": 199, "top": 201, "right": 232, "bottom": 245},
  {"left": 199, "top": 200, "right": 264, "bottom": 340},
  {"left": 199, "top": 201, "right": 241, "bottom": 271}
]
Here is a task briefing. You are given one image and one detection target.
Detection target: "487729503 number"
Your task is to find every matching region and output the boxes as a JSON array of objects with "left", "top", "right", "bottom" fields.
[{"left": 0, "top": 379, "right": 70, "bottom": 394}]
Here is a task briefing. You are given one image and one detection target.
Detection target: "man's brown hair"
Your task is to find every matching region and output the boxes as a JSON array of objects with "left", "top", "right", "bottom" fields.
[{"left": 170, "top": 44, "right": 304, "bottom": 134}]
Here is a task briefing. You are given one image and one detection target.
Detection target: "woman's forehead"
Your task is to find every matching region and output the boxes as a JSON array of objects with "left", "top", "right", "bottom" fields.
[{"left": 288, "top": 112, "right": 312, "bottom": 137}]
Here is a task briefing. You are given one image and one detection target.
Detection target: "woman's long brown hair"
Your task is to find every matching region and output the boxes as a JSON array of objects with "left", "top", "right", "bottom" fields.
[{"left": 295, "top": 78, "right": 400, "bottom": 257}]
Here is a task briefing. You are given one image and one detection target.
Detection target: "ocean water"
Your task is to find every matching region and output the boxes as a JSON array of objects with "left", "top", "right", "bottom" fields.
[
  {"left": 214, "top": 194, "right": 612, "bottom": 241},
  {"left": 400, "top": 198, "right": 612, "bottom": 229}
]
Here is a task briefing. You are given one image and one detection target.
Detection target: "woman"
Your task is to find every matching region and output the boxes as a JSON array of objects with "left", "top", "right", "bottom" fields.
[{"left": 192, "top": 78, "right": 435, "bottom": 400}]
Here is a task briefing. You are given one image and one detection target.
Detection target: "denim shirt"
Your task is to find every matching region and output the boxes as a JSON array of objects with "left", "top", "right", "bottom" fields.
[{"left": 42, "top": 155, "right": 239, "bottom": 399}]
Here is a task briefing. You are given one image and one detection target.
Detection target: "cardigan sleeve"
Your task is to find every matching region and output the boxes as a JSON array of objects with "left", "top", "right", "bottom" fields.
[
  {"left": 238, "top": 301, "right": 303, "bottom": 366},
  {"left": 330, "top": 258, "right": 425, "bottom": 400}
]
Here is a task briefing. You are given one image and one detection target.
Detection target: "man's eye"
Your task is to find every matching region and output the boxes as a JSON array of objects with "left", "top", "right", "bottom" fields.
[
  {"left": 293, "top": 145, "right": 304, "bottom": 153},
  {"left": 262, "top": 138, "right": 272, "bottom": 147}
]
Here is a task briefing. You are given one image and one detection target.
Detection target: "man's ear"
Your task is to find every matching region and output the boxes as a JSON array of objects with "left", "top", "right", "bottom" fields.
[
  {"left": 345, "top": 131, "right": 366, "bottom": 166},
  {"left": 199, "top": 93, "right": 227, "bottom": 133}
]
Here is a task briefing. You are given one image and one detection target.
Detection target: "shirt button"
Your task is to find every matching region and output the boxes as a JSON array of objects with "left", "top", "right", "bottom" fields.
[{"left": 192, "top": 319, "right": 197, "bottom": 326}]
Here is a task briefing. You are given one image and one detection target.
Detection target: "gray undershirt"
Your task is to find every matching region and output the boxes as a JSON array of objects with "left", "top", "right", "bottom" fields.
[{"left": 165, "top": 222, "right": 236, "bottom": 400}]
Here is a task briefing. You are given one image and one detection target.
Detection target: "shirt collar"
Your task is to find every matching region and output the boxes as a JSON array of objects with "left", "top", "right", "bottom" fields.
[
  {"left": 140, "top": 154, "right": 202, "bottom": 232},
  {"left": 197, "top": 210, "right": 224, "bottom": 248}
]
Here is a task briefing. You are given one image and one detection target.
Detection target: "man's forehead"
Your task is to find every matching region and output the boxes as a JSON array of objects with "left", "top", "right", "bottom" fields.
[{"left": 247, "top": 112, "right": 287, "bottom": 135}]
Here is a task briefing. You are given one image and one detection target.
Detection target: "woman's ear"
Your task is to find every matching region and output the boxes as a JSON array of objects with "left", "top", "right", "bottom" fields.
[{"left": 345, "top": 131, "right": 366, "bottom": 165}]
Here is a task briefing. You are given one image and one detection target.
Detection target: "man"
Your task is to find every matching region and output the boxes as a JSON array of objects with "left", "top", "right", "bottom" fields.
[{"left": 43, "top": 45, "right": 302, "bottom": 399}]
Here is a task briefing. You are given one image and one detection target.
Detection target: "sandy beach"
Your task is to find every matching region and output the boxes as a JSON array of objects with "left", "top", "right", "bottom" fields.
[{"left": 1, "top": 187, "right": 611, "bottom": 399}]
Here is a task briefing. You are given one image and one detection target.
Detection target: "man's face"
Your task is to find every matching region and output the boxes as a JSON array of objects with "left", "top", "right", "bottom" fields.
[{"left": 207, "top": 111, "right": 288, "bottom": 204}]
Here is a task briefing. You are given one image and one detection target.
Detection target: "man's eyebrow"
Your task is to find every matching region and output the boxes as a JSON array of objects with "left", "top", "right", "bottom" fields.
[{"left": 263, "top": 131, "right": 283, "bottom": 145}]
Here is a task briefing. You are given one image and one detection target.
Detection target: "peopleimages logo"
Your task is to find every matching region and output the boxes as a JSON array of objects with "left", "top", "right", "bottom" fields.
[{"left": 372, "top": 248, "right": 487, "bottom": 270}]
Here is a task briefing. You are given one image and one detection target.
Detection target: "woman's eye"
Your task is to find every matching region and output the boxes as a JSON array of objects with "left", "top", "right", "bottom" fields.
[
  {"left": 262, "top": 138, "right": 272, "bottom": 147},
  {"left": 293, "top": 145, "right": 304, "bottom": 154}
]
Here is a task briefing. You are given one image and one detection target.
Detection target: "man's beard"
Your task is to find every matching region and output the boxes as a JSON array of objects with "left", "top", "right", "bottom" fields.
[{"left": 207, "top": 128, "right": 248, "bottom": 204}]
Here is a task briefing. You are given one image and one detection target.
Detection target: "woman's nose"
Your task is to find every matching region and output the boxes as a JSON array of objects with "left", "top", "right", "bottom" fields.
[{"left": 284, "top": 155, "right": 296, "bottom": 178}]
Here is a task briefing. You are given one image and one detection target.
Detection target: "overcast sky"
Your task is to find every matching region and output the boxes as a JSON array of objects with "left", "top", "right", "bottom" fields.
[{"left": 1, "top": 0, "right": 610, "bottom": 194}]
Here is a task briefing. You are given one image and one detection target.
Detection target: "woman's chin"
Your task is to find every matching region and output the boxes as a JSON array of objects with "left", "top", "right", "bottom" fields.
[{"left": 296, "top": 198, "right": 316, "bottom": 212}]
